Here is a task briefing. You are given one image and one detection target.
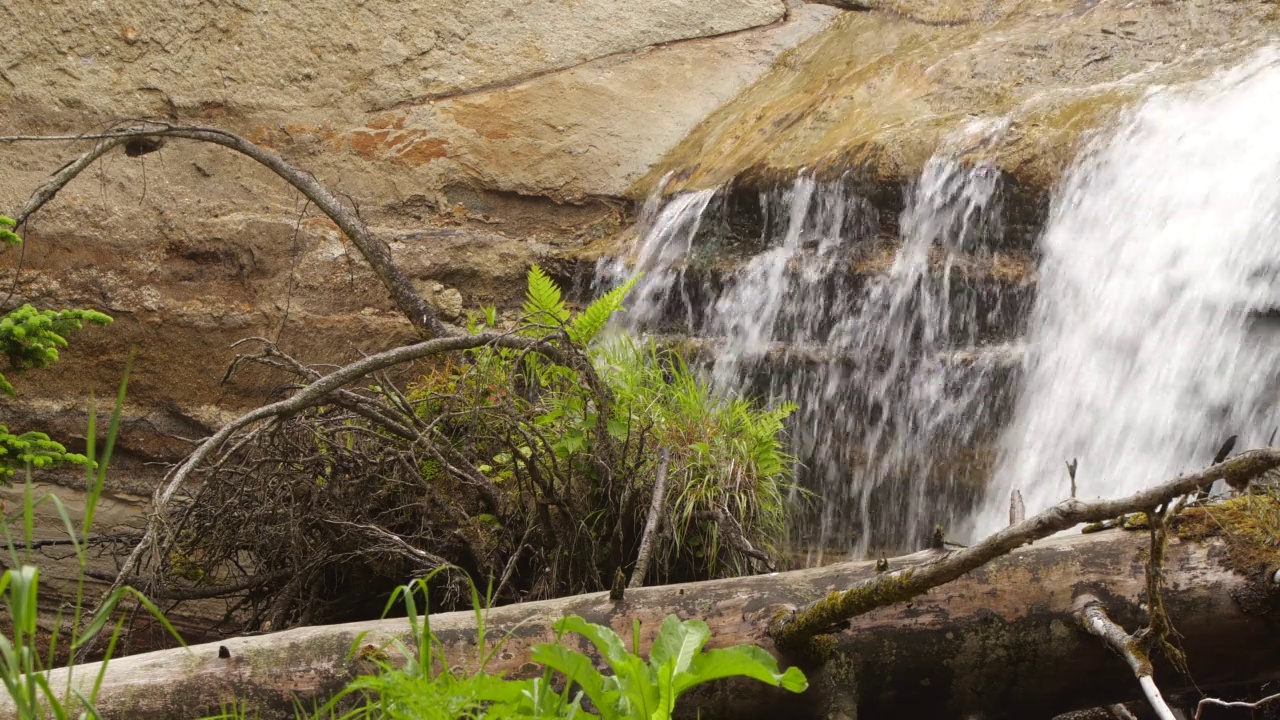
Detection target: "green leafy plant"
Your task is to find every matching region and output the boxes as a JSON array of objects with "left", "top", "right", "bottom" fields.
[
  {"left": 534, "top": 615, "right": 806, "bottom": 720},
  {"left": 170, "top": 266, "right": 797, "bottom": 629},
  {"left": 301, "top": 574, "right": 805, "bottom": 720},
  {"left": 0, "top": 215, "right": 21, "bottom": 246},
  {"left": 0, "top": 304, "right": 112, "bottom": 396},
  {"left": 307, "top": 572, "right": 585, "bottom": 720},
  {"left": 0, "top": 429, "right": 91, "bottom": 483}
]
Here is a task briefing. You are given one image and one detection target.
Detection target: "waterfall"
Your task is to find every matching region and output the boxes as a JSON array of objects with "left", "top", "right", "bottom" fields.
[
  {"left": 972, "top": 49, "right": 1280, "bottom": 537},
  {"left": 604, "top": 121, "right": 1020, "bottom": 557}
]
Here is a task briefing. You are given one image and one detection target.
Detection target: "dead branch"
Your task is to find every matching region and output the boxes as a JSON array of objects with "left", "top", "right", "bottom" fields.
[
  {"left": 703, "top": 508, "right": 777, "bottom": 573},
  {"left": 629, "top": 447, "right": 670, "bottom": 588},
  {"left": 1195, "top": 691, "right": 1280, "bottom": 719},
  {"left": 4, "top": 122, "right": 445, "bottom": 338},
  {"left": 83, "top": 569, "right": 290, "bottom": 601},
  {"left": 767, "top": 448, "right": 1280, "bottom": 646},
  {"left": 1075, "top": 596, "right": 1176, "bottom": 720},
  {"left": 107, "top": 332, "right": 568, "bottom": 603}
]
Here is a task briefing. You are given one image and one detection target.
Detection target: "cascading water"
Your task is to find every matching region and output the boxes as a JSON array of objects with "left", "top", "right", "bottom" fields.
[
  {"left": 973, "top": 49, "right": 1280, "bottom": 536},
  {"left": 603, "top": 121, "right": 1024, "bottom": 558}
]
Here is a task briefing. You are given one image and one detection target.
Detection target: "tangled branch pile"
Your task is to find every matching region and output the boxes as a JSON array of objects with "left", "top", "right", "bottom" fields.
[{"left": 154, "top": 268, "right": 798, "bottom": 630}]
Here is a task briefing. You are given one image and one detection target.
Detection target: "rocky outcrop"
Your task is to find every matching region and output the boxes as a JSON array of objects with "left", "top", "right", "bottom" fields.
[
  {"left": 0, "top": 0, "right": 839, "bottom": 489},
  {"left": 647, "top": 0, "right": 1280, "bottom": 233}
]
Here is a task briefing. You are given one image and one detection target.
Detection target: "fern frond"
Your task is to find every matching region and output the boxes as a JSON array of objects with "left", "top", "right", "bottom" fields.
[
  {"left": 523, "top": 265, "right": 569, "bottom": 326},
  {"left": 569, "top": 274, "right": 640, "bottom": 345}
]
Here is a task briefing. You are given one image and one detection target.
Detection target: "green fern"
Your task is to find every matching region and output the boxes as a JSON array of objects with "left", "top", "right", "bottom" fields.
[
  {"left": 523, "top": 265, "right": 569, "bottom": 328},
  {"left": 568, "top": 274, "right": 639, "bottom": 345}
]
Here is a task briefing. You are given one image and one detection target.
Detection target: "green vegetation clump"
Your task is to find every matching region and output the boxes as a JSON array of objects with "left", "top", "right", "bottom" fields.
[
  {"left": 1173, "top": 488, "right": 1280, "bottom": 577},
  {"left": 414, "top": 267, "right": 796, "bottom": 578},
  {"left": 171, "top": 266, "right": 797, "bottom": 628},
  {"left": 294, "top": 575, "right": 807, "bottom": 720},
  {"left": 404, "top": 266, "right": 796, "bottom": 585}
]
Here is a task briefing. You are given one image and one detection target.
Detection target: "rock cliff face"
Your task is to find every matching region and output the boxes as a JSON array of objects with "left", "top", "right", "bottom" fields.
[
  {"left": 1, "top": 0, "right": 1278, "bottom": 610},
  {"left": 645, "top": 0, "right": 1279, "bottom": 240},
  {"left": 0, "top": 0, "right": 837, "bottom": 488}
]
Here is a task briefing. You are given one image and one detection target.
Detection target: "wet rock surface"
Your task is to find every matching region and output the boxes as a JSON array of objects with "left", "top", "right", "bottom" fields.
[{"left": 649, "top": 0, "right": 1280, "bottom": 243}]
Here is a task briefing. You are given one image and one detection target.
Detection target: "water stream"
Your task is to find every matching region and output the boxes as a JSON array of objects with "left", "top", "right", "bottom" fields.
[
  {"left": 602, "top": 50, "right": 1280, "bottom": 558},
  {"left": 603, "top": 122, "right": 1022, "bottom": 557},
  {"left": 972, "top": 49, "right": 1280, "bottom": 536}
]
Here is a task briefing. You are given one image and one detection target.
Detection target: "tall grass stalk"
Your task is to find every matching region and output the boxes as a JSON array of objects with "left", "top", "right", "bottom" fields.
[{"left": 0, "top": 360, "right": 183, "bottom": 719}]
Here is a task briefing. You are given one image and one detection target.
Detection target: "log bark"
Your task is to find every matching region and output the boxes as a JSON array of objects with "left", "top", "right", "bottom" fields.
[{"left": 9, "top": 528, "right": 1278, "bottom": 720}]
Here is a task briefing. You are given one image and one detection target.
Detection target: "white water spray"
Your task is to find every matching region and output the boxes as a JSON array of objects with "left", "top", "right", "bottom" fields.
[
  {"left": 606, "top": 121, "right": 1017, "bottom": 556},
  {"left": 974, "top": 50, "right": 1280, "bottom": 536}
]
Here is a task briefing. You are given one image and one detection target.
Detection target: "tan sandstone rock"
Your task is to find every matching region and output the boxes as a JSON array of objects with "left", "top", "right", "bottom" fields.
[
  {"left": 0, "top": 0, "right": 836, "bottom": 504},
  {"left": 647, "top": 0, "right": 1280, "bottom": 208}
]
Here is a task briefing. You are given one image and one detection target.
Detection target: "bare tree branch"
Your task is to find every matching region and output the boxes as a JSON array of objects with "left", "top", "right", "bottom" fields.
[
  {"left": 1075, "top": 596, "right": 1177, "bottom": 720},
  {"left": 768, "top": 448, "right": 1280, "bottom": 646},
  {"left": 702, "top": 508, "right": 777, "bottom": 573},
  {"left": 5, "top": 122, "right": 445, "bottom": 337},
  {"left": 84, "top": 569, "right": 290, "bottom": 601},
  {"left": 629, "top": 447, "right": 670, "bottom": 589},
  {"left": 1195, "top": 690, "right": 1280, "bottom": 719},
  {"left": 106, "top": 332, "right": 570, "bottom": 603}
]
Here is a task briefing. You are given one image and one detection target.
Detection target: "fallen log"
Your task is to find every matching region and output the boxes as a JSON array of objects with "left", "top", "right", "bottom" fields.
[{"left": 9, "top": 523, "right": 1278, "bottom": 720}]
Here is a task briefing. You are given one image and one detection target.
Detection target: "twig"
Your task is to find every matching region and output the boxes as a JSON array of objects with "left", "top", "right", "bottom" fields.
[
  {"left": 1195, "top": 690, "right": 1280, "bottom": 719},
  {"left": 703, "top": 508, "right": 777, "bottom": 573},
  {"left": 768, "top": 448, "right": 1280, "bottom": 646},
  {"left": 629, "top": 447, "right": 670, "bottom": 589},
  {"left": 1074, "top": 596, "right": 1176, "bottom": 720},
  {"left": 83, "top": 569, "right": 289, "bottom": 601},
  {"left": 1143, "top": 504, "right": 1188, "bottom": 675},
  {"left": 495, "top": 522, "right": 536, "bottom": 601},
  {"left": 8, "top": 534, "right": 141, "bottom": 550}
]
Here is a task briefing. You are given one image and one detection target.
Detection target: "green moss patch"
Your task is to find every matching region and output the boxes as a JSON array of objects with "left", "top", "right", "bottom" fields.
[{"left": 1173, "top": 489, "right": 1280, "bottom": 578}]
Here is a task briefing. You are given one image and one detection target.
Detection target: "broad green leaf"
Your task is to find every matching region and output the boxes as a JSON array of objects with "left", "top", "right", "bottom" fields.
[
  {"left": 553, "top": 616, "right": 630, "bottom": 669},
  {"left": 607, "top": 418, "right": 630, "bottom": 440},
  {"left": 649, "top": 616, "right": 709, "bottom": 675},
  {"left": 529, "top": 644, "right": 615, "bottom": 718},
  {"left": 559, "top": 428, "right": 585, "bottom": 455},
  {"left": 675, "top": 645, "right": 808, "bottom": 695}
]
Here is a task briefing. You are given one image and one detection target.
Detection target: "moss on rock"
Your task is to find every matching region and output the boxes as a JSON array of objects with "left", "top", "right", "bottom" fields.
[{"left": 1173, "top": 489, "right": 1280, "bottom": 579}]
